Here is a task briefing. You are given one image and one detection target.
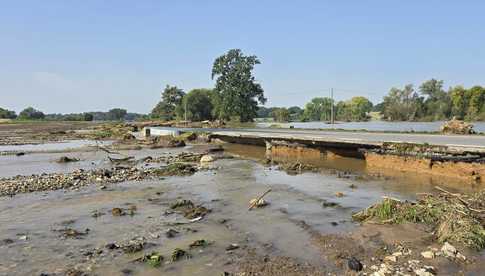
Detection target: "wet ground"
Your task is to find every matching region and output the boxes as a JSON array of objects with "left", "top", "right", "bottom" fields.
[{"left": 1, "top": 140, "right": 484, "bottom": 275}]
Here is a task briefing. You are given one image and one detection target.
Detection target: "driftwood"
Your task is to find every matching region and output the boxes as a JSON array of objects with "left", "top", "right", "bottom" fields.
[
  {"left": 248, "top": 189, "right": 272, "bottom": 211},
  {"left": 435, "top": 186, "right": 485, "bottom": 213},
  {"left": 108, "top": 156, "right": 135, "bottom": 163}
]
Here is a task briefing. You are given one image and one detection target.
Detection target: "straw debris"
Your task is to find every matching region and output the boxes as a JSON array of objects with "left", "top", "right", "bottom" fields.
[{"left": 352, "top": 188, "right": 485, "bottom": 250}]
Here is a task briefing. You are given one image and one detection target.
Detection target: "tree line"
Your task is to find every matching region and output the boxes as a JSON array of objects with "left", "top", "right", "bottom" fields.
[
  {"left": 378, "top": 79, "right": 485, "bottom": 121},
  {"left": 0, "top": 107, "right": 144, "bottom": 121},
  {"left": 257, "top": 96, "right": 373, "bottom": 123}
]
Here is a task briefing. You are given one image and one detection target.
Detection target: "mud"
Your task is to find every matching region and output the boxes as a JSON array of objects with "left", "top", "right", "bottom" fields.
[
  {"left": 365, "top": 152, "right": 485, "bottom": 182},
  {"left": 1, "top": 127, "right": 485, "bottom": 275}
]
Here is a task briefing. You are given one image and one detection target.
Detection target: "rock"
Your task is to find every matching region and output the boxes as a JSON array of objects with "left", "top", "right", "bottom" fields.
[
  {"left": 121, "top": 237, "right": 147, "bottom": 254},
  {"left": 57, "top": 156, "right": 79, "bottom": 163},
  {"left": 384, "top": 255, "right": 397, "bottom": 262},
  {"left": 226, "top": 244, "right": 240, "bottom": 251},
  {"left": 200, "top": 155, "right": 215, "bottom": 163},
  {"left": 18, "top": 235, "right": 28, "bottom": 241},
  {"left": 111, "top": 208, "right": 125, "bottom": 216},
  {"left": 248, "top": 198, "right": 269, "bottom": 208},
  {"left": 15, "top": 152, "right": 25, "bottom": 157},
  {"left": 1, "top": 238, "right": 14, "bottom": 245},
  {"left": 456, "top": 252, "right": 467, "bottom": 261},
  {"left": 421, "top": 251, "right": 434, "bottom": 259},
  {"left": 335, "top": 192, "right": 344, "bottom": 197},
  {"left": 347, "top": 257, "right": 363, "bottom": 271},
  {"left": 441, "top": 242, "right": 457, "bottom": 258},
  {"left": 171, "top": 248, "right": 189, "bottom": 262},
  {"left": 189, "top": 239, "right": 209, "bottom": 248},
  {"left": 105, "top": 243, "right": 119, "bottom": 250},
  {"left": 165, "top": 228, "right": 179, "bottom": 238},
  {"left": 392, "top": 251, "right": 403, "bottom": 257},
  {"left": 415, "top": 266, "right": 436, "bottom": 276}
]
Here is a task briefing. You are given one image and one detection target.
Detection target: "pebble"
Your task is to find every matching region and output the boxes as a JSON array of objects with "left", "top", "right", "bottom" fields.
[{"left": 421, "top": 251, "right": 434, "bottom": 259}]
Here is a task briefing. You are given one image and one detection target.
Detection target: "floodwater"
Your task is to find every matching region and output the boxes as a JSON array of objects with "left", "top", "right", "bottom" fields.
[
  {"left": 0, "top": 143, "right": 483, "bottom": 275},
  {"left": 0, "top": 140, "right": 111, "bottom": 154},
  {"left": 257, "top": 120, "right": 485, "bottom": 133}
]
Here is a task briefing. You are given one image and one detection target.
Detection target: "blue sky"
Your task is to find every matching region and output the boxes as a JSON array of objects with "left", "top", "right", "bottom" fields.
[{"left": 1, "top": 1, "right": 485, "bottom": 114}]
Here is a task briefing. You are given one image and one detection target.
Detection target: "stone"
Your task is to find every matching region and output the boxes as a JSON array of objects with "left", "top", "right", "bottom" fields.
[
  {"left": 421, "top": 251, "right": 434, "bottom": 259},
  {"left": 200, "top": 155, "right": 215, "bottom": 163},
  {"left": 441, "top": 242, "right": 457, "bottom": 258},
  {"left": 384, "top": 255, "right": 397, "bottom": 262}
]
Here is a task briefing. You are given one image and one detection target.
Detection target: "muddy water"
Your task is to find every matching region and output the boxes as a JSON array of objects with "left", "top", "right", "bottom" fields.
[
  {"left": 0, "top": 140, "right": 111, "bottom": 153},
  {"left": 0, "top": 143, "right": 483, "bottom": 275}
]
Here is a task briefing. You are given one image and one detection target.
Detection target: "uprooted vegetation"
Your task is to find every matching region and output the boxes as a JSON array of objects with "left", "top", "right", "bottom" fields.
[{"left": 353, "top": 188, "right": 485, "bottom": 250}]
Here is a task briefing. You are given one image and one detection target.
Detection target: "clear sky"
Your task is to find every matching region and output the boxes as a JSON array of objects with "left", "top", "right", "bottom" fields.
[{"left": 2, "top": 1, "right": 485, "bottom": 114}]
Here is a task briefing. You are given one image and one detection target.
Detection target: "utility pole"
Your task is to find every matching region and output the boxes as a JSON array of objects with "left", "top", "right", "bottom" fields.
[
  {"left": 184, "top": 100, "right": 188, "bottom": 125},
  {"left": 330, "top": 88, "right": 334, "bottom": 125}
]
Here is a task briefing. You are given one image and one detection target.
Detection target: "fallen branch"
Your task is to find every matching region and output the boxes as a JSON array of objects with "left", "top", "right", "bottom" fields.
[
  {"left": 108, "top": 156, "right": 135, "bottom": 163},
  {"left": 248, "top": 189, "right": 272, "bottom": 211},
  {"left": 435, "top": 186, "right": 485, "bottom": 213}
]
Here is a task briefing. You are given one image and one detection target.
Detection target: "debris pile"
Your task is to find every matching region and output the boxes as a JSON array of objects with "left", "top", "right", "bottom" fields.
[
  {"left": 170, "top": 199, "right": 210, "bottom": 219},
  {"left": 276, "top": 161, "right": 318, "bottom": 174},
  {"left": 0, "top": 163, "right": 199, "bottom": 196},
  {"left": 441, "top": 118, "right": 475, "bottom": 135},
  {"left": 353, "top": 188, "right": 485, "bottom": 250}
]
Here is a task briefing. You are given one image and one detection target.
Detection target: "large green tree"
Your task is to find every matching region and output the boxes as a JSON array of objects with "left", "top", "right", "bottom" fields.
[
  {"left": 211, "top": 49, "right": 266, "bottom": 122},
  {"left": 151, "top": 85, "right": 185, "bottom": 120},
  {"left": 176, "top": 89, "right": 215, "bottom": 121}
]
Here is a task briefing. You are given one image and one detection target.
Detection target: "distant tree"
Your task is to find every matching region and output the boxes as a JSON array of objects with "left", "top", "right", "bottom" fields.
[
  {"left": 301, "top": 97, "right": 333, "bottom": 121},
  {"left": 83, "top": 113, "right": 94, "bottom": 121},
  {"left": 335, "top": 101, "right": 352, "bottom": 121},
  {"left": 151, "top": 85, "right": 185, "bottom": 120},
  {"left": 18, "top": 107, "right": 45, "bottom": 120},
  {"left": 271, "top": 107, "right": 290, "bottom": 122},
  {"left": 107, "top": 108, "right": 127, "bottom": 120},
  {"left": 467, "top": 86, "right": 485, "bottom": 120},
  {"left": 419, "top": 79, "right": 451, "bottom": 120},
  {"left": 382, "top": 85, "right": 423, "bottom": 121},
  {"left": 211, "top": 49, "right": 266, "bottom": 122},
  {"left": 372, "top": 102, "right": 385, "bottom": 113},
  {"left": 257, "top": 106, "right": 273, "bottom": 118},
  {"left": 287, "top": 106, "right": 303, "bottom": 121},
  {"left": 348, "top": 96, "right": 373, "bottom": 121},
  {"left": 0, "top": 107, "right": 17, "bottom": 119},
  {"left": 450, "top": 86, "right": 469, "bottom": 119},
  {"left": 176, "top": 89, "right": 215, "bottom": 121}
]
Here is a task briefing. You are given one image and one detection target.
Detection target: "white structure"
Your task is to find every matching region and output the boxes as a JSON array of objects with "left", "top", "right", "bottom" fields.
[{"left": 142, "top": 127, "right": 180, "bottom": 137}]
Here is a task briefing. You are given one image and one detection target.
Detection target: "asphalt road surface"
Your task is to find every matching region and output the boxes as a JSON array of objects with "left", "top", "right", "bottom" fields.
[{"left": 210, "top": 128, "right": 485, "bottom": 151}]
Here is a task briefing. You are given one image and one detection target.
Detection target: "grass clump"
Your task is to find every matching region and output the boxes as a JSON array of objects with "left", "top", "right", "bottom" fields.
[
  {"left": 353, "top": 190, "right": 485, "bottom": 250},
  {"left": 142, "top": 252, "right": 163, "bottom": 267}
]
